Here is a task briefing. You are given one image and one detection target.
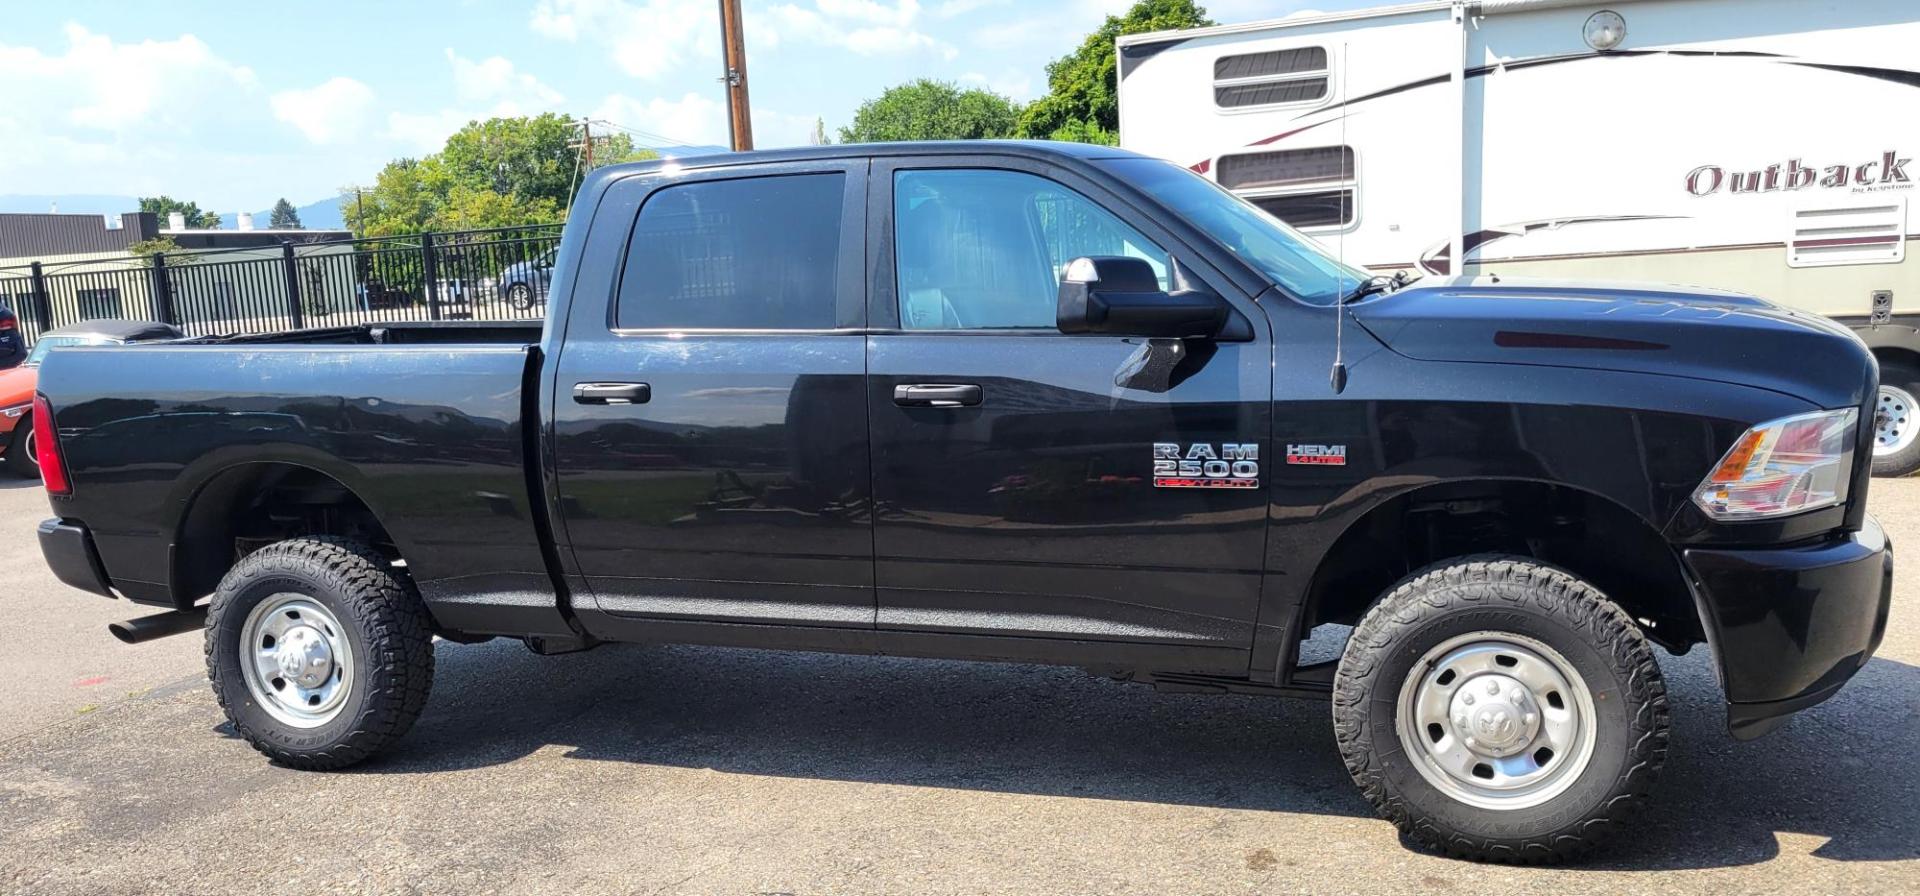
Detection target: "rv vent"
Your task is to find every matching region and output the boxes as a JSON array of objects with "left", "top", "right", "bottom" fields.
[
  {"left": 1788, "top": 199, "right": 1907, "bottom": 269},
  {"left": 1214, "top": 46, "right": 1330, "bottom": 109}
]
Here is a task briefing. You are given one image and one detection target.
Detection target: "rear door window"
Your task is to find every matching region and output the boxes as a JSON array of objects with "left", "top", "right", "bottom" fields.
[{"left": 616, "top": 173, "right": 845, "bottom": 330}]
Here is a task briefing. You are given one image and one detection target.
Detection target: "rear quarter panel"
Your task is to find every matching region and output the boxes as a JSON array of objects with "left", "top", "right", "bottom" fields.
[{"left": 37, "top": 344, "right": 542, "bottom": 603}]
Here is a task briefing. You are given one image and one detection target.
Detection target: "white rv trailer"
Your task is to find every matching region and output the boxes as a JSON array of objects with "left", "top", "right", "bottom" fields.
[{"left": 1117, "top": 0, "right": 1920, "bottom": 473}]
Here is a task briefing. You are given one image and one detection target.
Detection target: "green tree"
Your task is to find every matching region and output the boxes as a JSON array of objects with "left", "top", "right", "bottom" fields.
[
  {"left": 269, "top": 198, "right": 302, "bottom": 229},
  {"left": 1014, "top": 0, "right": 1214, "bottom": 144},
  {"left": 341, "top": 113, "right": 658, "bottom": 237},
  {"left": 837, "top": 79, "right": 1022, "bottom": 143},
  {"left": 124, "top": 236, "right": 195, "bottom": 266},
  {"left": 139, "top": 196, "right": 222, "bottom": 229}
]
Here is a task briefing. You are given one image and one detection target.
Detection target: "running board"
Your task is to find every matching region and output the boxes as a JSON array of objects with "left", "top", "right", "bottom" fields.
[{"left": 1143, "top": 660, "right": 1335, "bottom": 699}]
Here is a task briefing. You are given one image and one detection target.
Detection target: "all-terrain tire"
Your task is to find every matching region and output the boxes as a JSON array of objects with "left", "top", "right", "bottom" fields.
[
  {"left": 205, "top": 537, "right": 435, "bottom": 770},
  {"left": 1872, "top": 359, "right": 1920, "bottom": 477},
  {"left": 4, "top": 417, "right": 37, "bottom": 478},
  {"left": 1333, "top": 555, "right": 1669, "bottom": 863}
]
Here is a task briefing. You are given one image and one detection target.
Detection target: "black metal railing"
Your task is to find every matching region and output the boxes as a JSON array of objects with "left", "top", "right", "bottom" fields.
[{"left": 0, "top": 225, "right": 562, "bottom": 346}]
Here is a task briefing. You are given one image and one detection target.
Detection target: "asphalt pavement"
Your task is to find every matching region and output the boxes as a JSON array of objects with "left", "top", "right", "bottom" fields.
[{"left": 2, "top": 476, "right": 1916, "bottom": 895}]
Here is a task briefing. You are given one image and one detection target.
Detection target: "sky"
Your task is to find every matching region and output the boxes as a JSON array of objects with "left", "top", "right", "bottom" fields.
[{"left": 0, "top": 0, "right": 1372, "bottom": 213}]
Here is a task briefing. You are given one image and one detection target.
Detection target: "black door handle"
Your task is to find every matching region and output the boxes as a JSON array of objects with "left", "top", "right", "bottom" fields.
[
  {"left": 573, "top": 382, "right": 651, "bottom": 405},
  {"left": 893, "top": 383, "right": 983, "bottom": 408}
]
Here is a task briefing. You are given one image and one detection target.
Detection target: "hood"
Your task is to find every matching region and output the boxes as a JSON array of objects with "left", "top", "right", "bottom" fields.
[
  {"left": 0, "top": 364, "right": 33, "bottom": 407},
  {"left": 1352, "top": 276, "right": 1874, "bottom": 409}
]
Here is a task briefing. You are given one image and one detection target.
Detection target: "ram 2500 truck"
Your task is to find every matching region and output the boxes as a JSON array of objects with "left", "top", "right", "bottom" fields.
[{"left": 32, "top": 142, "right": 1892, "bottom": 863}]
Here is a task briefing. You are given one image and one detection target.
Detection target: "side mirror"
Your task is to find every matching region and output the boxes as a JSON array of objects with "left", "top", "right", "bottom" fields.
[{"left": 1056, "top": 256, "right": 1229, "bottom": 338}]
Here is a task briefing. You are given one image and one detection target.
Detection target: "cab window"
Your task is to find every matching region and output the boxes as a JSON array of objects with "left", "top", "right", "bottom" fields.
[
  {"left": 893, "top": 169, "right": 1170, "bottom": 330},
  {"left": 616, "top": 173, "right": 843, "bottom": 330}
]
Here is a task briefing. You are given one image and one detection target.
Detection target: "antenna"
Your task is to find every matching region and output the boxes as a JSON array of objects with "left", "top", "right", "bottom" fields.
[{"left": 1329, "top": 42, "right": 1351, "bottom": 395}]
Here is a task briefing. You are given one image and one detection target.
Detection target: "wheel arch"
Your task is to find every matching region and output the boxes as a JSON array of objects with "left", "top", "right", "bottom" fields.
[
  {"left": 1292, "top": 478, "right": 1705, "bottom": 660},
  {"left": 171, "top": 460, "right": 405, "bottom": 609}
]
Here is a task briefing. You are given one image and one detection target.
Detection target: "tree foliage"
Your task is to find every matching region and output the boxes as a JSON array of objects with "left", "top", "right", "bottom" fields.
[
  {"left": 837, "top": 79, "right": 1022, "bottom": 143},
  {"left": 1014, "top": 0, "right": 1214, "bottom": 144},
  {"left": 269, "top": 198, "right": 302, "bottom": 229},
  {"left": 139, "top": 196, "right": 222, "bottom": 230},
  {"left": 342, "top": 113, "right": 658, "bottom": 237}
]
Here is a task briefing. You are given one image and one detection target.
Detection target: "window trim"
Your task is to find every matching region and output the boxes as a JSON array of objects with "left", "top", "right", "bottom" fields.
[
  {"left": 1212, "top": 45, "right": 1334, "bottom": 113},
  {"left": 605, "top": 163, "right": 867, "bottom": 336},
  {"left": 1212, "top": 145, "right": 1360, "bottom": 233}
]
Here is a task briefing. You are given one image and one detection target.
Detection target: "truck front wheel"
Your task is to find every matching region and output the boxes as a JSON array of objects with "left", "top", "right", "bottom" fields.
[
  {"left": 1333, "top": 556, "right": 1669, "bottom": 863},
  {"left": 205, "top": 537, "right": 435, "bottom": 770}
]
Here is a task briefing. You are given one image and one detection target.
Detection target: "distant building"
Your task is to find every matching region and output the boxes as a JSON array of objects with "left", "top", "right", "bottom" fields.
[
  {"left": 0, "top": 212, "right": 160, "bottom": 268},
  {"left": 0, "top": 211, "right": 351, "bottom": 327}
]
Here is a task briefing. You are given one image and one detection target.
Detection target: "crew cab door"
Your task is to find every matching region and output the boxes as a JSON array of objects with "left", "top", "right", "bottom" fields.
[
  {"left": 864, "top": 157, "right": 1272, "bottom": 653},
  {"left": 552, "top": 160, "right": 874, "bottom": 627}
]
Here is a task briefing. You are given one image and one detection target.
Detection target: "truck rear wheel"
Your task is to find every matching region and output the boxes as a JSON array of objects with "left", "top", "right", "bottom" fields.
[
  {"left": 205, "top": 537, "right": 434, "bottom": 770},
  {"left": 1333, "top": 556, "right": 1669, "bottom": 863},
  {"left": 1872, "top": 359, "right": 1920, "bottom": 477}
]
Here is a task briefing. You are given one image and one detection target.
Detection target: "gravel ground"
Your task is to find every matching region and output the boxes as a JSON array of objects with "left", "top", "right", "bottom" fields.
[{"left": 1, "top": 476, "right": 1916, "bottom": 895}]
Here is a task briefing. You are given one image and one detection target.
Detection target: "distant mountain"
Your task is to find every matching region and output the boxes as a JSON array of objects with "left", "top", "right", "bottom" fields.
[
  {"left": 219, "top": 196, "right": 344, "bottom": 231},
  {"left": 0, "top": 194, "right": 344, "bottom": 231}
]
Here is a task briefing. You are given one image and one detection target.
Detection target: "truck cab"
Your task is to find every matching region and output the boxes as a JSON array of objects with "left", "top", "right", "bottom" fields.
[{"left": 32, "top": 142, "right": 1893, "bottom": 863}]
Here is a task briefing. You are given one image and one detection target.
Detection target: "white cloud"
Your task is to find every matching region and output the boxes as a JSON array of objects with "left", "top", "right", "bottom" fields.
[
  {"left": 447, "top": 49, "right": 565, "bottom": 108},
  {"left": 766, "top": 1, "right": 957, "bottom": 60},
  {"left": 0, "top": 23, "right": 257, "bottom": 133},
  {"left": 959, "top": 69, "right": 1033, "bottom": 101},
  {"left": 592, "top": 92, "right": 819, "bottom": 150},
  {"left": 271, "top": 76, "right": 376, "bottom": 144},
  {"left": 380, "top": 51, "right": 569, "bottom": 153},
  {"left": 932, "top": 0, "right": 1009, "bottom": 17},
  {"left": 528, "top": 0, "right": 714, "bottom": 80}
]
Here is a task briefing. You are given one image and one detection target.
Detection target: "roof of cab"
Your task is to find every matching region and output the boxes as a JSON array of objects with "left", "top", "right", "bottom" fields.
[{"left": 593, "top": 140, "right": 1156, "bottom": 179}]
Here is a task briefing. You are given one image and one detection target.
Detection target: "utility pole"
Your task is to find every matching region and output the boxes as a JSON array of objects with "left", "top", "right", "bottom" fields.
[{"left": 718, "top": 0, "right": 753, "bottom": 151}]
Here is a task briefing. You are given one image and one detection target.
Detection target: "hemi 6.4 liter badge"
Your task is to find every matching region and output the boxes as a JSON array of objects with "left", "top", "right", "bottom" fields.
[
  {"left": 1286, "top": 444, "right": 1347, "bottom": 466},
  {"left": 1153, "top": 443, "right": 1260, "bottom": 488}
]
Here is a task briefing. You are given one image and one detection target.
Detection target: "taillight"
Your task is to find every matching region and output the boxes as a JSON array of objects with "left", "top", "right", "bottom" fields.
[
  {"left": 32, "top": 393, "right": 69, "bottom": 495},
  {"left": 0, "top": 316, "right": 15, "bottom": 331}
]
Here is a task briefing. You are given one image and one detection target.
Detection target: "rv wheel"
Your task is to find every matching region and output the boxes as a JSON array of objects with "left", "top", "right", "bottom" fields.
[{"left": 1873, "top": 360, "right": 1920, "bottom": 477}]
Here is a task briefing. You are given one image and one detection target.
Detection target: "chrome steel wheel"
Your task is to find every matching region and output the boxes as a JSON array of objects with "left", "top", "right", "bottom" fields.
[
  {"left": 21, "top": 428, "right": 36, "bottom": 471},
  {"left": 1395, "top": 631, "right": 1598, "bottom": 811},
  {"left": 240, "top": 594, "right": 354, "bottom": 728},
  {"left": 1875, "top": 385, "right": 1918, "bottom": 455}
]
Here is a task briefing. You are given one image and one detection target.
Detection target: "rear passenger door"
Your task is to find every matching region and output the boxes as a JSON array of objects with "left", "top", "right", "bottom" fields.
[{"left": 552, "top": 161, "right": 874, "bottom": 628}]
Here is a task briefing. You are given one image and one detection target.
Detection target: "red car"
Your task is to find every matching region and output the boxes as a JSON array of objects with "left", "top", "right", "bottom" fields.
[{"left": 1, "top": 320, "right": 181, "bottom": 478}]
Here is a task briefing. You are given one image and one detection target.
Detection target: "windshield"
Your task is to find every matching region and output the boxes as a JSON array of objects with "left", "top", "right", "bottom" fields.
[
  {"left": 1097, "top": 157, "right": 1371, "bottom": 306},
  {"left": 24, "top": 335, "right": 113, "bottom": 368}
]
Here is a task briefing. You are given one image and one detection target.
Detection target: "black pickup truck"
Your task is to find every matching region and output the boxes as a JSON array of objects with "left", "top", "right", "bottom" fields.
[{"left": 33, "top": 142, "right": 1892, "bottom": 862}]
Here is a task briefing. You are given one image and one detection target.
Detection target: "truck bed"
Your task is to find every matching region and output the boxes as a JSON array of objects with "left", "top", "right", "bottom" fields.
[{"left": 34, "top": 328, "right": 567, "bottom": 636}]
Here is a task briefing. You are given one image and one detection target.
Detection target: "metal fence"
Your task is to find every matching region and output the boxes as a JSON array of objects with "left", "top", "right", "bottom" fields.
[{"left": 0, "top": 225, "right": 563, "bottom": 346}]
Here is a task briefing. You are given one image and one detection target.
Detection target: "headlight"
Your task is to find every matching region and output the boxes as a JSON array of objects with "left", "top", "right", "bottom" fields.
[{"left": 1694, "top": 408, "right": 1857, "bottom": 519}]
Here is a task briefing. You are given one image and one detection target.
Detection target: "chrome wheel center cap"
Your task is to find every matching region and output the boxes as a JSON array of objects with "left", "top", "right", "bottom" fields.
[
  {"left": 1449, "top": 674, "right": 1540, "bottom": 757},
  {"left": 275, "top": 626, "right": 334, "bottom": 689}
]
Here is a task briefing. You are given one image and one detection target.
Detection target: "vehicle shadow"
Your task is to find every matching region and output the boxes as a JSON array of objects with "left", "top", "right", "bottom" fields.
[
  {"left": 353, "top": 638, "right": 1920, "bottom": 870},
  {"left": 0, "top": 477, "right": 41, "bottom": 490}
]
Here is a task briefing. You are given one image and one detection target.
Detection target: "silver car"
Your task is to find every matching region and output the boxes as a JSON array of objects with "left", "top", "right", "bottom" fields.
[{"left": 498, "top": 248, "right": 556, "bottom": 311}]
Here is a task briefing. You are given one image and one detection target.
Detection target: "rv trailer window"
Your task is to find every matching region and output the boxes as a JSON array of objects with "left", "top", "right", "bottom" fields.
[
  {"left": 1213, "top": 47, "right": 1329, "bottom": 109},
  {"left": 1217, "top": 146, "right": 1357, "bottom": 229},
  {"left": 1218, "top": 147, "right": 1353, "bottom": 191},
  {"left": 1250, "top": 192, "right": 1353, "bottom": 230}
]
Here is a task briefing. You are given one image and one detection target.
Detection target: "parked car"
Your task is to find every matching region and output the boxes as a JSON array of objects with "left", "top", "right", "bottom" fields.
[
  {"left": 497, "top": 247, "right": 555, "bottom": 311},
  {"left": 1, "top": 319, "right": 182, "bottom": 477},
  {"left": 0, "top": 304, "right": 24, "bottom": 370},
  {"left": 33, "top": 143, "right": 1891, "bottom": 863}
]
